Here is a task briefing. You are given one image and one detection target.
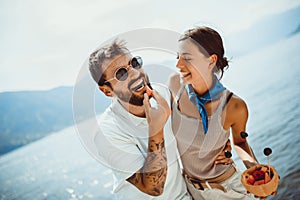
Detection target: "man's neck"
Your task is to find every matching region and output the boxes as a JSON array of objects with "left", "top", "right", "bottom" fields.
[{"left": 118, "top": 99, "right": 146, "bottom": 118}]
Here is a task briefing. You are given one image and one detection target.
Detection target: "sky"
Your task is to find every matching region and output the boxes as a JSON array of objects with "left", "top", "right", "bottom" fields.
[{"left": 1, "top": 0, "right": 300, "bottom": 92}]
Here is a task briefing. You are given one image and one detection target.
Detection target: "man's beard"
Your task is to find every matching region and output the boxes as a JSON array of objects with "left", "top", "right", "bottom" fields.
[
  {"left": 118, "top": 92, "right": 144, "bottom": 106},
  {"left": 115, "top": 72, "right": 152, "bottom": 106},
  {"left": 116, "top": 82, "right": 152, "bottom": 106}
]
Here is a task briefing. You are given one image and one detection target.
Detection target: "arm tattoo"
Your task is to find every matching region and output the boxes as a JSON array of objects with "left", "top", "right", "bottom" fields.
[{"left": 127, "top": 135, "right": 168, "bottom": 196}]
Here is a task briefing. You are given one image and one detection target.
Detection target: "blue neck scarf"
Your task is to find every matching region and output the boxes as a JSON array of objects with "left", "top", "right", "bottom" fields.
[{"left": 185, "top": 76, "right": 226, "bottom": 134}]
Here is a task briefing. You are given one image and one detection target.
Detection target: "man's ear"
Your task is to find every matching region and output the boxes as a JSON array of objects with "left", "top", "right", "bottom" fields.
[
  {"left": 99, "top": 85, "right": 113, "bottom": 97},
  {"left": 208, "top": 54, "right": 218, "bottom": 69}
]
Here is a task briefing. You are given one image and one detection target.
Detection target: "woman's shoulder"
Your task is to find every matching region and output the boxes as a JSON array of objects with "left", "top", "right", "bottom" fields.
[
  {"left": 225, "top": 92, "right": 248, "bottom": 120},
  {"left": 167, "top": 72, "right": 181, "bottom": 97}
]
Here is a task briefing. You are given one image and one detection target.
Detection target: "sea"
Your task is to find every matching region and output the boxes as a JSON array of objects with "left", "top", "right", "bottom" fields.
[{"left": 0, "top": 33, "right": 299, "bottom": 199}]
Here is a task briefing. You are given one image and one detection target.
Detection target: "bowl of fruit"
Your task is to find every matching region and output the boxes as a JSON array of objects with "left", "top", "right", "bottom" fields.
[{"left": 241, "top": 164, "right": 279, "bottom": 197}]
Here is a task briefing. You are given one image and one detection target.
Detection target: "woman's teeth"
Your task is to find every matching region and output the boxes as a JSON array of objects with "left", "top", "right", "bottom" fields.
[{"left": 180, "top": 71, "right": 190, "bottom": 77}]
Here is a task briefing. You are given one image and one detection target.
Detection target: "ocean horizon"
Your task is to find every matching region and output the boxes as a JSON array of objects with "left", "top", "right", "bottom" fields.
[{"left": 1, "top": 30, "right": 300, "bottom": 200}]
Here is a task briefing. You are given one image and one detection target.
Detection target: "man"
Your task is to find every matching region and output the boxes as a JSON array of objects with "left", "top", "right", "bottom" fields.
[{"left": 89, "top": 39, "right": 191, "bottom": 199}]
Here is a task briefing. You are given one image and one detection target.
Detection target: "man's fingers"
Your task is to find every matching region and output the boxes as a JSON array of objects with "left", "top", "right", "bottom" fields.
[
  {"left": 218, "top": 152, "right": 225, "bottom": 157},
  {"left": 215, "top": 157, "right": 233, "bottom": 165},
  {"left": 143, "top": 93, "right": 151, "bottom": 116},
  {"left": 225, "top": 140, "right": 232, "bottom": 151},
  {"left": 151, "top": 90, "right": 165, "bottom": 104},
  {"left": 152, "top": 90, "right": 166, "bottom": 105},
  {"left": 151, "top": 90, "right": 170, "bottom": 115},
  {"left": 215, "top": 155, "right": 225, "bottom": 161}
]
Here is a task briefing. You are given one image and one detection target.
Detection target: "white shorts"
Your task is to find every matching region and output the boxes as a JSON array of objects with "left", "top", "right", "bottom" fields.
[{"left": 185, "top": 166, "right": 254, "bottom": 200}]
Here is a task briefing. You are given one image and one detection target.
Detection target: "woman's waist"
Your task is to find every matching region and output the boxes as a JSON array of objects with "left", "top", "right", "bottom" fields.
[
  {"left": 182, "top": 163, "right": 235, "bottom": 183},
  {"left": 180, "top": 151, "right": 232, "bottom": 180}
]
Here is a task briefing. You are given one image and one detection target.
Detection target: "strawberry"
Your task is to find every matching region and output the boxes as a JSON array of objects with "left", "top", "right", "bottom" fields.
[
  {"left": 253, "top": 170, "right": 265, "bottom": 181},
  {"left": 264, "top": 172, "right": 271, "bottom": 184},
  {"left": 146, "top": 85, "right": 153, "bottom": 96},
  {"left": 261, "top": 166, "right": 268, "bottom": 173},
  {"left": 246, "top": 175, "right": 255, "bottom": 185},
  {"left": 254, "top": 179, "right": 265, "bottom": 185}
]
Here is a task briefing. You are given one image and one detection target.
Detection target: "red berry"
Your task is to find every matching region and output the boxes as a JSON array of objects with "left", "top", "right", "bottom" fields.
[
  {"left": 265, "top": 172, "right": 271, "bottom": 183},
  {"left": 246, "top": 175, "right": 255, "bottom": 185},
  {"left": 253, "top": 170, "right": 265, "bottom": 181},
  {"left": 146, "top": 85, "right": 153, "bottom": 96},
  {"left": 254, "top": 179, "right": 265, "bottom": 185}
]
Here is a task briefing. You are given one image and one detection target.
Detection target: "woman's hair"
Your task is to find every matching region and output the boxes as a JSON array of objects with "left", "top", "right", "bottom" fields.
[{"left": 179, "top": 26, "right": 229, "bottom": 79}]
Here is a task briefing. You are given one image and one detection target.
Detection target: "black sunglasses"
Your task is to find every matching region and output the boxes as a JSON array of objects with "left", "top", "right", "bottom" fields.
[{"left": 104, "top": 56, "right": 143, "bottom": 83}]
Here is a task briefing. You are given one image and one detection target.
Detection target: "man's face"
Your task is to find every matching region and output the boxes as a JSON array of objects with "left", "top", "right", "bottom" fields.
[{"left": 103, "top": 54, "right": 151, "bottom": 106}]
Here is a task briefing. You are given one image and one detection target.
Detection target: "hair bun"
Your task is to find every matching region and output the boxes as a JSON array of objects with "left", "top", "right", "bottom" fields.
[{"left": 219, "top": 56, "right": 229, "bottom": 69}]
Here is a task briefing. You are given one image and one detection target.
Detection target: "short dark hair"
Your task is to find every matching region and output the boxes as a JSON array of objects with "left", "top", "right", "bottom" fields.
[
  {"left": 89, "top": 39, "right": 129, "bottom": 86},
  {"left": 179, "top": 26, "right": 229, "bottom": 79}
]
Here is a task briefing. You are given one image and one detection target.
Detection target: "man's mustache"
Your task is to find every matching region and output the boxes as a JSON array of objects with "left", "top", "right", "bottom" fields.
[{"left": 128, "top": 74, "right": 147, "bottom": 90}]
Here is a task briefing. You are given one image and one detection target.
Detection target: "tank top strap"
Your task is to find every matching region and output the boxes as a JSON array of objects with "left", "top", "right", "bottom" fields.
[
  {"left": 222, "top": 91, "right": 234, "bottom": 111},
  {"left": 216, "top": 90, "right": 230, "bottom": 113}
]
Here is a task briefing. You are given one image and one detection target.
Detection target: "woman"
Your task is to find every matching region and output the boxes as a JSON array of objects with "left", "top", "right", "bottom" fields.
[{"left": 168, "top": 26, "right": 258, "bottom": 199}]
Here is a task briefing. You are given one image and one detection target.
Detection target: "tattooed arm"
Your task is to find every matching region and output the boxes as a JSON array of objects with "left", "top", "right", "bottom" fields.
[
  {"left": 127, "top": 129, "right": 167, "bottom": 196},
  {"left": 127, "top": 90, "right": 170, "bottom": 196}
]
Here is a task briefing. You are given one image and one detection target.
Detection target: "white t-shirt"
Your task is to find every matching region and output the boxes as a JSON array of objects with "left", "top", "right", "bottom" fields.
[{"left": 94, "top": 83, "right": 190, "bottom": 200}]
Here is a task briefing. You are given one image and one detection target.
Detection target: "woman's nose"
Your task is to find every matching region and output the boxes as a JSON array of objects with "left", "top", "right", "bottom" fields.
[{"left": 176, "top": 57, "right": 185, "bottom": 69}]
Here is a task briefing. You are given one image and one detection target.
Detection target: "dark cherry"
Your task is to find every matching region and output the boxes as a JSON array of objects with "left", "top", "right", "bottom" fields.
[
  {"left": 264, "top": 147, "right": 272, "bottom": 156},
  {"left": 225, "top": 151, "right": 232, "bottom": 158},
  {"left": 240, "top": 132, "right": 248, "bottom": 138}
]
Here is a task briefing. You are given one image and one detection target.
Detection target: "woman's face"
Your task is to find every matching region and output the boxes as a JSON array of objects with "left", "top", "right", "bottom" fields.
[{"left": 176, "top": 38, "right": 213, "bottom": 87}]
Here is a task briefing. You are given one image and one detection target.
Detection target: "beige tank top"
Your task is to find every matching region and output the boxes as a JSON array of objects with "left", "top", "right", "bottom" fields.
[{"left": 172, "top": 84, "right": 232, "bottom": 180}]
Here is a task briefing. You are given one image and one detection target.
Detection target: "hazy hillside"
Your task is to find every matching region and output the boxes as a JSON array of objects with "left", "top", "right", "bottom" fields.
[{"left": 0, "top": 86, "right": 110, "bottom": 155}]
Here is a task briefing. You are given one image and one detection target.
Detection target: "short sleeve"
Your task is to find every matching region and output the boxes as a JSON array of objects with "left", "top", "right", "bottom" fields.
[{"left": 93, "top": 126, "right": 144, "bottom": 182}]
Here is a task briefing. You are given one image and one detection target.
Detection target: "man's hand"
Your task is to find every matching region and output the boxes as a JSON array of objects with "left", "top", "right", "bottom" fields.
[
  {"left": 143, "top": 90, "right": 171, "bottom": 136},
  {"left": 126, "top": 89, "right": 170, "bottom": 196},
  {"left": 215, "top": 139, "right": 233, "bottom": 165}
]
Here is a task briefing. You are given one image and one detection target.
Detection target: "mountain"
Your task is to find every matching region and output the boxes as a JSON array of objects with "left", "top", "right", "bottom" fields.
[{"left": 0, "top": 86, "right": 110, "bottom": 155}]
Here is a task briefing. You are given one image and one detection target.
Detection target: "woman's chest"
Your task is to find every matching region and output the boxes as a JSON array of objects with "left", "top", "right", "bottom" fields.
[{"left": 178, "top": 90, "right": 221, "bottom": 119}]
